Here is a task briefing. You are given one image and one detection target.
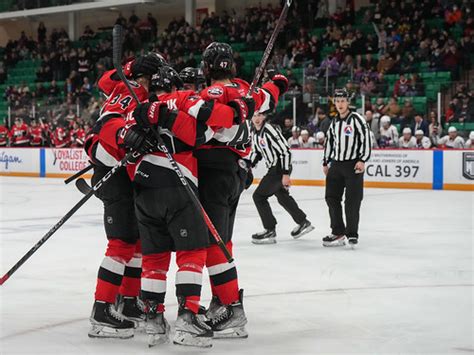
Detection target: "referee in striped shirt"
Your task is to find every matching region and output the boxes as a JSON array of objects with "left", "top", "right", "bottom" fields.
[
  {"left": 322, "top": 88, "right": 371, "bottom": 248},
  {"left": 249, "top": 111, "right": 313, "bottom": 244}
]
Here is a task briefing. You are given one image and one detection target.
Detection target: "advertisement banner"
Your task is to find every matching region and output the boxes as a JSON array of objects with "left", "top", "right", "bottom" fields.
[
  {"left": 364, "top": 150, "right": 433, "bottom": 188},
  {"left": 253, "top": 149, "right": 433, "bottom": 189},
  {"left": 443, "top": 150, "right": 474, "bottom": 190},
  {"left": 0, "top": 148, "right": 40, "bottom": 176},
  {"left": 44, "top": 148, "right": 90, "bottom": 177}
]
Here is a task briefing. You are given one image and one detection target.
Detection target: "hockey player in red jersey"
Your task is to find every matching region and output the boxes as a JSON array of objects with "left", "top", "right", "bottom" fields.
[
  {"left": 9, "top": 118, "right": 30, "bottom": 147},
  {"left": 85, "top": 53, "right": 165, "bottom": 339},
  {"left": 29, "top": 119, "right": 44, "bottom": 147},
  {"left": 70, "top": 122, "right": 86, "bottom": 147},
  {"left": 179, "top": 67, "right": 206, "bottom": 92},
  {"left": 52, "top": 125, "right": 70, "bottom": 148},
  {"left": 195, "top": 42, "right": 288, "bottom": 338},
  {"left": 0, "top": 124, "right": 9, "bottom": 146},
  {"left": 129, "top": 65, "right": 250, "bottom": 348}
]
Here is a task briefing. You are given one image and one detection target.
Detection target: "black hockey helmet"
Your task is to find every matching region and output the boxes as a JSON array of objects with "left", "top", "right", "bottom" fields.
[
  {"left": 179, "top": 67, "right": 206, "bottom": 85},
  {"left": 202, "top": 42, "right": 235, "bottom": 79},
  {"left": 150, "top": 65, "right": 184, "bottom": 93},
  {"left": 333, "top": 88, "right": 350, "bottom": 99}
]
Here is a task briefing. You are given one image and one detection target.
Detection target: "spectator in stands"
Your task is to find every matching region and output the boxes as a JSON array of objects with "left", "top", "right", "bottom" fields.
[
  {"left": 415, "top": 129, "right": 432, "bottom": 149},
  {"left": 465, "top": 131, "right": 474, "bottom": 148},
  {"left": 299, "top": 129, "right": 316, "bottom": 148},
  {"left": 314, "top": 131, "right": 325, "bottom": 148},
  {"left": 412, "top": 113, "right": 430, "bottom": 136},
  {"left": 318, "top": 54, "right": 340, "bottom": 87},
  {"left": 339, "top": 55, "right": 354, "bottom": 76},
  {"left": 432, "top": 126, "right": 465, "bottom": 148},
  {"left": 316, "top": 109, "right": 331, "bottom": 134},
  {"left": 360, "top": 74, "right": 376, "bottom": 96},
  {"left": 365, "top": 110, "right": 380, "bottom": 142},
  {"left": 400, "top": 99, "right": 416, "bottom": 128},
  {"left": 379, "top": 115, "right": 399, "bottom": 148},
  {"left": 445, "top": 4, "right": 462, "bottom": 27},
  {"left": 281, "top": 117, "right": 294, "bottom": 140},
  {"left": 80, "top": 25, "right": 95, "bottom": 40},
  {"left": 407, "top": 73, "right": 424, "bottom": 96},
  {"left": 399, "top": 127, "right": 417, "bottom": 148},
  {"left": 443, "top": 44, "right": 461, "bottom": 79},
  {"left": 37, "top": 22, "right": 47, "bottom": 43},
  {"left": 288, "top": 127, "right": 301, "bottom": 148},
  {"left": 382, "top": 97, "right": 401, "bottom": 121},
  {"left": 377, "top": 53, "right": 396, "bottom": 73},
  {"left": 393, "top": 74, "right": 410, "bottom": 97},
  {"left": 374, "top": 72, "right": 388, "bottom": 96}
]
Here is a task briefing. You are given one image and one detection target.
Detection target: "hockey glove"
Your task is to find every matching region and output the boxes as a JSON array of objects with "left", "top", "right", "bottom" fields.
[
  {"left": 133, "top": 102, "right": 179, "bottom": 131},
  {"left": 117, "top": 125, "right": 157, "bottom": 155},
  {"left": 129, "top": 55, "right": 162, "bottom": 78},
  {"left": 267, "top": 69, "right": 289, "bottom": 95},
  {"left": 227, "top": 97, "right": 256, "bottom": 123}
]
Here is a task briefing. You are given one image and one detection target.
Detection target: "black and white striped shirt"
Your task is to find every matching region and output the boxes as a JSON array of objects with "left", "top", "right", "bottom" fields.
[
  {"left": 250, "top": 123, "right": 291, "bottom": 174},
  {"left": 323, "top": 110, "right": 372, "bottom": 165}
]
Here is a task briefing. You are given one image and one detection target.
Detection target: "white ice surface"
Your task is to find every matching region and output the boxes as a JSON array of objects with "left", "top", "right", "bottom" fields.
[{"left": 0, "top": 176, "right": 473, "bottom": 354}]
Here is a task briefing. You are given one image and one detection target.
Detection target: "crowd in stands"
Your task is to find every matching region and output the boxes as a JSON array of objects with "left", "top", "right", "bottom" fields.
[{"left": 1, "top": 0, "right": 473, "bottom": 150}]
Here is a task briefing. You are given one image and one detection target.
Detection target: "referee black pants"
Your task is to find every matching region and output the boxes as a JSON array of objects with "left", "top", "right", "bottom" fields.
[
  {"left": 325, "top": 160, "right": 364, "bottom": 238},
  {"left": 253, "top": 166, "right": 307, "bottom": 230}
]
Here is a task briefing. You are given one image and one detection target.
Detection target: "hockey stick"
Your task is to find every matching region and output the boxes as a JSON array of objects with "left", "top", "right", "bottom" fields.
[
  {"left": 64, "top": 163, "right": 93, "bottom": 185},
  {"left": 246, "top": 0, "right": 292, "bottom": 97},
  {"left": 0, "top": 151, "right": 138, "bottom": 286},
  {"left": 76, "top": 177, "right": 93, "bottom": 194},
  {"left": 112, "top": 25, "right": 233, "bottom": 263}
]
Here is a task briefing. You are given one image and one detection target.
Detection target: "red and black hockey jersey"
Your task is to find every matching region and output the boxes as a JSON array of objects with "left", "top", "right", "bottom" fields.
[
  {"left": 195, "top": 78, "right": 280, "bottom": 167},
  {"left": 9, "top": 123, "right": 29, "bottom": 146},
  {"left": 52, "top": 126, "right": 70, "bottom": 148},
  {"left": 29, "top": 126, "right": 44, "bottom": 146},
  {"left": 0, "top": 125, "right": 9, "bottom": 146}
]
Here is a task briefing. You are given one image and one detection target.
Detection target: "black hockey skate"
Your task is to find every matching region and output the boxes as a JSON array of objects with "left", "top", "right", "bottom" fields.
[
  {"left": 251, "top": 229, "right": 276, "bottom": 244},
  {"left": 117, "top": 296, "right": 146, "bottom": 328},
  {"left": 173, "top": 302, "right": 214, "bottom": 348},
  {"left": 347, "top": 237, "right": 358, "bottom": 249},
  {"left": 206, "top": 289, "right": 248, "bottom": 339},
  {"left": 196, "top": 296, "right": 222, "bottom": 323},
  {"left": 322, "top": 234, "right": 346, "bottom": 247},
  {"left": 291, "top": 220, "right": 315, "bottom": 239},
  {"left": 145, "top": 301, "right": 170, "bottom": 347},
  {"left": 88, "top": 301, "right": 134, "bottom": 339}
]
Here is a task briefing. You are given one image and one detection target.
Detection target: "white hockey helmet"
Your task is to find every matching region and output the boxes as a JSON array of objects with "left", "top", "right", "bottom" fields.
[
  {"left": 448, "top": 126, "right": 457, "bottom": 133},
  {"left": 469, "top": 131, "right": 474, "bottom": 140},
  {"left": 316, "top": 131, "right": 325, "bottom": 140},
  {"left": 415, "top": 129, "right": 424, "bottom": 136},
  {"left": 402, "top": 127, "right": 412, "bottom": 135},
  {"left": 380, "top": 115, "right": 391, "bottom": 124}
]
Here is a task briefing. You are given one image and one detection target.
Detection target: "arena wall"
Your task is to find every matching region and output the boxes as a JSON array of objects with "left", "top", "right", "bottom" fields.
[{"left": 1, "top": 148, "right": 472, "bottom": 191}]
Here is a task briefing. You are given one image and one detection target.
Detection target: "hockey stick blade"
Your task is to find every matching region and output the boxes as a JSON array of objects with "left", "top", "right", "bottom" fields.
[{"left": 76, "top": 178, "right": 92, "bottom": 195}]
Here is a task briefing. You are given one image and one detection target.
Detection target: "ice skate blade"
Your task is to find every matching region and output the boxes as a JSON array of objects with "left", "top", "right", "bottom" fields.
[
  {"left": 213, "top": 326, "right": 248, "bottom": 339},
  {"left": 322, "top": 238, "right": 346, "bottom": 247},
  {"left": 173, "top": 330, "right": 213, "bottom": 348},
  {"left": 292, "top": 225, "right": 315, "bottom": 239},
  {"left": 147, "top": 332, "right": 170, "bottom": 347},
  {"left": 251, "top": 237, "right": 276, "bottom": 245},
  {"left": 88, "top": 324, "right": 134, "bottom": 339}
]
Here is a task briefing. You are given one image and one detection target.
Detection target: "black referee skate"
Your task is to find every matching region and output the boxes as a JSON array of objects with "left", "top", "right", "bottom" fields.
[
  {"left": 88, "top": 301, "right": 134, "bottom": 339},
  {"left": 322, "top": 234, "right": 346, "bottom": 247},
  {"left": 291, "top": 220, "right": 315, "bottom": 239},
  {"left": 173, "top": 302, "right": 214, "bottom": 348},
  {"left": 206, "top": 289, "right": 248, "bottom": 339},
  {"left": 145, "top": 301, "right": 170, "bottom": 347},
  {"left": 347, "top": 237, "right": 358, "bottom": 249},
  {"left": 251, "top": 229, "right": 276, "bottom": 244},
  {"left": 117, "top": 296, "right": 146, "bottom": 328}
]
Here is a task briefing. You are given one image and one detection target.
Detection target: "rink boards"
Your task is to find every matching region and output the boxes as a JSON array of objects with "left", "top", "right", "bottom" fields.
[{"left": 0, "top": 147, "right": 473, "bottom": 190}]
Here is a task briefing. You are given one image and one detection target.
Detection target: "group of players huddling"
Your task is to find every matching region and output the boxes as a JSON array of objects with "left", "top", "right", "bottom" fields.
[{"left": 84, "top": 42, "right": 289, "bottom": 348}]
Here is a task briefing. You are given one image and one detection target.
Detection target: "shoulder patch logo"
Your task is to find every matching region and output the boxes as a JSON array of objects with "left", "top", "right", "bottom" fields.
[{"left": 207, "top": 87, "right": 224, "bottom": 98}]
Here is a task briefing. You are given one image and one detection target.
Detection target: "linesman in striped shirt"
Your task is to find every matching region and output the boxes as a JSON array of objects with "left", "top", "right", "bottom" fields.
[
  {"left": 249, "top": 111, "right": 314, "bottom": 244},
  {"left": 322, "top": 88, "right": 371, "bottom": 248}
]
